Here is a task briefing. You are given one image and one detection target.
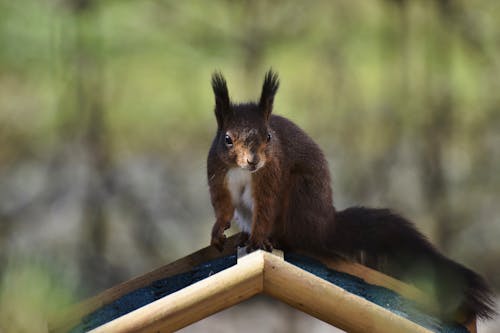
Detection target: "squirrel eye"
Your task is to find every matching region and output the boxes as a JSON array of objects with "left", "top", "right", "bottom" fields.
[
  {"left": 267, "top": 133, "right": 272, "bottom": 142},
  {"left": 224, "top": 134, "right": 233, "bottom": 147}
]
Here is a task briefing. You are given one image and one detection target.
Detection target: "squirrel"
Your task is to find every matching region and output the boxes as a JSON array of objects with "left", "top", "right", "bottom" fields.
[{"left": 206, "top": 70, "right": 495, "bottom": 322}]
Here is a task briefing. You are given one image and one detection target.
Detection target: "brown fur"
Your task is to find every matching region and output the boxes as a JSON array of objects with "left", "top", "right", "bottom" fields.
[{"left": 206, "top": 70, "right": 495, "bottom": 321}]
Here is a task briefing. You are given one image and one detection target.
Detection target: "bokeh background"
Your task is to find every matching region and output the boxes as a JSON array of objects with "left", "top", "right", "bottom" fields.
[{"left": 1, "top": 1, "right": 499, "bottom": 332}]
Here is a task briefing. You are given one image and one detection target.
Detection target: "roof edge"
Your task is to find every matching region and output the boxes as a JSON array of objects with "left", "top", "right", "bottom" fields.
[
  {"left": 262, "top": 251, "right": 432, "bottom": 333},
  {"left": 88, "top": 250, "right": 265, "bottom": 333}
]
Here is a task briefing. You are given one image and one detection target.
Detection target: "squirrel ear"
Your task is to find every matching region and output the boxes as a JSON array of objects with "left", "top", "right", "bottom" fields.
[
  {"left": 211, "top": 71, "right": 231, "bottom": 127},
  {"left": 259, "top": 69, "right": 280, "bottom": 120}
]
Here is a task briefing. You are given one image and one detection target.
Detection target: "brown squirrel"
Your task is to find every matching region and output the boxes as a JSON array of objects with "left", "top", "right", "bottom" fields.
[{"left": 206, "top": 70, "right": 495, "bottom": 322}]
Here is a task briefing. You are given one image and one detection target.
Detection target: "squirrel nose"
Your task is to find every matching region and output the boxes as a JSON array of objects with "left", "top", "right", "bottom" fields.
[{"left": 247, "top": 158, "right": 258, "bottom": 166}]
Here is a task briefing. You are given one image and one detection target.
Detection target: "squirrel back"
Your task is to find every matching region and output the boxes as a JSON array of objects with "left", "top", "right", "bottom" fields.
[{"left": 206, "top": 70, "right": 495, "bottom": 322}]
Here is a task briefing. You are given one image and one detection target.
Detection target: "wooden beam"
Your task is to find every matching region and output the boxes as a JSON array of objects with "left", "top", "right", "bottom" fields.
[
  {"left": 306, "top": 254, "right": 476, "bottom": 332},
  {"left": 309, "top": 254, "right": 438, "bottom": 313},
  {"left": 465, "top": 318, "right": 477, "bottom": 333},
  {"left": 88, "top": 250, "right": 265, "bottom": 333},
  {"left": 49, "top": 234, "right": 241, "bottom": 333},
  {"left": 51, "top": 242, "right": 473, "bottom": 333},
  {"left": 263, "top": 252, "right": 432, "bottom": 333},
  {"left": 87, "top": 251, "right": 433, "bottom": 333}
]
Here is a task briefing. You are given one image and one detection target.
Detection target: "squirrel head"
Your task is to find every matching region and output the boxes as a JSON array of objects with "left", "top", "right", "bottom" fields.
[{"left": 211, "top": 70, "right": 280, "bottom": 173}]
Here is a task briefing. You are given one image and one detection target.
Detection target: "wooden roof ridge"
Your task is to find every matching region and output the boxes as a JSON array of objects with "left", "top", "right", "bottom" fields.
[{"left": 49, "top": 233, "right": 477, "bottom": 333}]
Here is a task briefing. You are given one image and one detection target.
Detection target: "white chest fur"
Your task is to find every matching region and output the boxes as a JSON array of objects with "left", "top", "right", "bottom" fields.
[{"left": 226, "top": 168, "right": 253, "bottom": 233}]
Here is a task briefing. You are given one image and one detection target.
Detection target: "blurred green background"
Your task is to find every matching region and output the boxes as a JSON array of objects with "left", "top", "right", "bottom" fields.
[{"left": 0, "top": 0, "right": 499, "bottom": 332}]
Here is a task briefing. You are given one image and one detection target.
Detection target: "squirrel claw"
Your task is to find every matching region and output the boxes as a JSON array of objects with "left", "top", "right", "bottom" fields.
[
  {"left": 211, "top": 233, "right": 226, "bottom": 252},
  {"left": 246, "top": 238, "right": 273, "bottom": 253},
  {"left": 238, "top": 232, "right": 250, "bottom": 247}
]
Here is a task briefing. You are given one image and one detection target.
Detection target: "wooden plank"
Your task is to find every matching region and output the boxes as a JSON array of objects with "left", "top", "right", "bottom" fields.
[
  {"left": 237, "top": 247, "right": 284, "bottom": 262},
  {"left": 263, "top": 252, "right": 432, "bottom": 333},
  {"left": 308, "top": 254, "right": 476, "bottom": 331},
  {"left": 51, "top": 240, "right": 473, "bottom": 333},
  {"left": 309, "top": 254, "right": 438, "bottom": 313},
  {"left": 89, "top": 250, "right": 265, "bottom": 333},
  {"left": 464, "top": 318, "right": 477, "bottom": 333},
  {"left": 49, "top": 233, "right": 241, "bottom": 333}
]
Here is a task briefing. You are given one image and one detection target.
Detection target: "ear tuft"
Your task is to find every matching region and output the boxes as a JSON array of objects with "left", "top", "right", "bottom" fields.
[
  {"left": 211, "top": 71, "right": 230, "bottom": 107},
  {"left": 211, "top": 71, "right": 231, "bottom": 127},
  {"left": 259, "top": 69, "right": 280, "bottom": 120}
]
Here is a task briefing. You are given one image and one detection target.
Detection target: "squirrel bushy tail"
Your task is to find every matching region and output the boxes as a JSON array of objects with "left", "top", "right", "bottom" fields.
[{"left": 328, "top": 207, "right": 496, "bottom": 322}]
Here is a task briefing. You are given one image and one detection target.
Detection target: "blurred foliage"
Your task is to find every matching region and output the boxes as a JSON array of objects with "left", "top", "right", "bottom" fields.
[
  {"left": 0, "top": 0, "right": 499, "bottom": 331},
  {"left": 0, "top": 258, "right": 76, "bottom": 333}
]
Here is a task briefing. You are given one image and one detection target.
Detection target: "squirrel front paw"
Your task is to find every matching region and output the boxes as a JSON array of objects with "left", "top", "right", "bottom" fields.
[
  {"left": 211, "top": 219, "right": 231, "bottom": 252},
  {"left": 211, "top": 231, "right": 227, "bottom": 252},
  {"left": 238, "top": 232, "right": 250, "bottom": 247},
  {"left": 246, "top": 237, "right": 273, "bottom": 253}
]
